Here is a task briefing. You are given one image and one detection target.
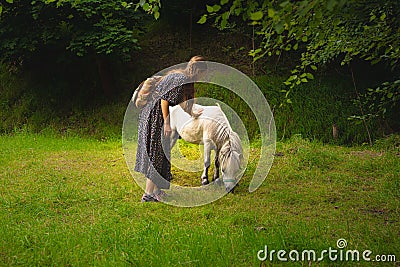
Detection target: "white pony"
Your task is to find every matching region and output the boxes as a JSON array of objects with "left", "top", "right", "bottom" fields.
[{"left": 169, "top": 103, "right": 243, "bottom": 192}]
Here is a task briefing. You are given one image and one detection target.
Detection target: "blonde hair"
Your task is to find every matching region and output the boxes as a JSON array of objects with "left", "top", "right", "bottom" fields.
[
  {"left": 185, "top": 56, "right": 207, "bottom": 80},
  {"left": 134, "top": 75, "right": 163, "bottom": 108},
  {"left": 163, "top": 55, "right": 206, "bottom": 80}
]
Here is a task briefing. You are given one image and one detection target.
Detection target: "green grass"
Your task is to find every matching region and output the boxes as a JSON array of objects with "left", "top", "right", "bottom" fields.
[{"left": 0, "top": 133, "right": 399, "bottom": 266}]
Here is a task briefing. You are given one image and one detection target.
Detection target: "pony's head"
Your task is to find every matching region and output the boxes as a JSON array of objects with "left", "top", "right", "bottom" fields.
[{"left": 219, "top": 132, "right": 244, "bottom": 193}]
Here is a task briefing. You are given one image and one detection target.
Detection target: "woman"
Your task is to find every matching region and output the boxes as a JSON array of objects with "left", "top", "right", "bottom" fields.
[{"left": 134, "top": 56, "right": 207, "bottom": 202}]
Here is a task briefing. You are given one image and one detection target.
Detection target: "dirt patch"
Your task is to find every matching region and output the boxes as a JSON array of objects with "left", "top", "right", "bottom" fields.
[{"left": 350, "top": 150, "right": 383, "bottom": 158}]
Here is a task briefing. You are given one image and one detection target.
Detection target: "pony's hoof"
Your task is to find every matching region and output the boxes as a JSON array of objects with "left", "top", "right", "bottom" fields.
[
  {"left": 201, "top": 178, "right": 209, "bottom": 185},
  {"left": 213, "top": 178, "right": 223, "bottom": 186}
]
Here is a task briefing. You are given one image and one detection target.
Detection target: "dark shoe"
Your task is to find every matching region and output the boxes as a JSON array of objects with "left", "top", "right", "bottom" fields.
[{"left": 141, "top": 194, "right": 159, "bottom": 202}]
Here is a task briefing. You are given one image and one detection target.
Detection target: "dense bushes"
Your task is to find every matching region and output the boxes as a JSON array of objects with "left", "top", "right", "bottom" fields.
[
  {"left": 3, "top": 61, "right": 397, "bottom": 145},
  {"left": 0, "top": 63, "right": 124, "bottom": 139},
  {"left": 196, "top": 74, "right": 397, "bottom": 145}
]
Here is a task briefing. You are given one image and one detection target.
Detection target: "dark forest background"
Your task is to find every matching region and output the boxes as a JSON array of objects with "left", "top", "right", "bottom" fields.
[{"left": 0, "top": 0, "right": 399, "bottom": 145}]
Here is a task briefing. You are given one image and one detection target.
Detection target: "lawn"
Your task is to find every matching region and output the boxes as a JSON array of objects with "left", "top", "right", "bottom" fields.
[{"left": 0, "top": 133, "right": 399, "bottom": 266}]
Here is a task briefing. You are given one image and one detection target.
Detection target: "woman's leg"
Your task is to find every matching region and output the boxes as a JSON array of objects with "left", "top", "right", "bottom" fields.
[
  {"left": 141, "top": 178, "right": 159, "bottom": 202},
  {"left": 145, "top": 178, "right": 156, "bottom": 195},
  {"left": 152, "top": 185, "right": 159, "bottom": 194}
]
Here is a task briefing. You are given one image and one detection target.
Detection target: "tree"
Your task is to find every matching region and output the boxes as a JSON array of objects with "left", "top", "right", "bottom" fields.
[
  {"left": 198, "top": 0, "right": 400, "bottom": 141},
  {"left": 0, "top": 0, "right": 153, "bottom": 96}
]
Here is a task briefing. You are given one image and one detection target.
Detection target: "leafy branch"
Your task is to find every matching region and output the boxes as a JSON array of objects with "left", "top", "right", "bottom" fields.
[{"left": 198, "top": 0, "right": 400, "bottom": 135}]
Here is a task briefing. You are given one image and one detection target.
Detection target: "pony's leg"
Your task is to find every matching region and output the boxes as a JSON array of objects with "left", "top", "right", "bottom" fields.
[
  {"left": 170, "top": 130, "right": 179, "bottom": 149},
  {"left": 201, "top": 141, "right": 211, "bottom": 185},
  {"left": 212, "top": 149, "right": 220, "bottom": 181}
]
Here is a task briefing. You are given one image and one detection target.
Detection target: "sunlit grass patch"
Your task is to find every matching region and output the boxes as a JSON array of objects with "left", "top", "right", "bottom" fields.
[
  {"left": 0, "top": 133, "right": 399, "bottom": 266},
  {"left": 170, "top": 139, "right": 219, "bottom": 187}
]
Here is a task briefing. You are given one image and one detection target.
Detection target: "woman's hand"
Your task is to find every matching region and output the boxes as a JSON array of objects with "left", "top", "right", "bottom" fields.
[
  {"left": 161, "top": 99, "right": 172, "bottom": 136},
  {"left": 191, "top": 108, "right": 203, "bottom": 118}
]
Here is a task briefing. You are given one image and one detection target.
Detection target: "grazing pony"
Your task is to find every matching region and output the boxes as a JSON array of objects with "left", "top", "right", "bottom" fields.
[{"left": 169, "top": 103, "right": 243, "bottom": 192}]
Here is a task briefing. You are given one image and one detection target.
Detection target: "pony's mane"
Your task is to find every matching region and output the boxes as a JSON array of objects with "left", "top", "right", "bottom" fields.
[
  {"left": 212, "top": 103, "right": 242, "bottom": 161},
  {"left": 215, "top": 125, "right": 242, "bottom": 165},
  {"left": 190, "top": 103, "right": 242, "bottom": 167},
  {"left": 208, "top": 119, "right": 230, "bottom": 148}
]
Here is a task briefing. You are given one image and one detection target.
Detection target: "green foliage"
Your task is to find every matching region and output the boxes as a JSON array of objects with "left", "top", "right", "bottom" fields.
[
  {"left": 2, "top": 59, "right": 395, "bottom": 144},
  {"left": 200, "top": 0, "right": 400, "bottom": 127},
  {"left": 195, "top": 74, "right": 391, "bottom": 145},
  {"left": 0, "top": 63, "right": 124, "bottom": 139},
  {"left": 135, "top": 0, "right": 161, "bottom": 20},
  {"left": 0, "top": 0, "right": 13, "bottom": 17},
  {"left": 350, "top": 80, "right": 400, "bottom": 121},
  {"left": 257, "top": 76, "right": 383, "bottom": 145},
  {"left": 0, "top": 0, "right": 150, "bottom": 63},
  {"left": 201, "top": 0, "right": 399, "bottom": 72}
]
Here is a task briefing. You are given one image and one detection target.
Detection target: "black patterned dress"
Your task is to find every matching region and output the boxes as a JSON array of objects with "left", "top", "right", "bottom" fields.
[{"left": 134, "top": 72, "right": 187, "bottom": 189}]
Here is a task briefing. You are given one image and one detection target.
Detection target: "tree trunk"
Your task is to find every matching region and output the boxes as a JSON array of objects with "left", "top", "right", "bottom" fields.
[{"left": 332, "top": 123, "right": 338, "bottom": 139}]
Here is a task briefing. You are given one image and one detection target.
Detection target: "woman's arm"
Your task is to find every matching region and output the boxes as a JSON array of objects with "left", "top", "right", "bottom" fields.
[
  {"left": 180, "top": 99, "right": 203, "bottom": 118},
  {"left": 161, "top": 99, "right": 172, "bottom": 137}
]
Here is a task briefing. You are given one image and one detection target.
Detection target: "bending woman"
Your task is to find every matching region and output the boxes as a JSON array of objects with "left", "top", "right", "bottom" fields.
[{"left": 134, "top": 56, "right": 207, "bottom": 202}]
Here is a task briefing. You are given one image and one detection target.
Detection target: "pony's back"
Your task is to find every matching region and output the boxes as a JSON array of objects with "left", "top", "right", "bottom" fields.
[{"left": 169, "top": 103, "right": 233, "bottom": 146}]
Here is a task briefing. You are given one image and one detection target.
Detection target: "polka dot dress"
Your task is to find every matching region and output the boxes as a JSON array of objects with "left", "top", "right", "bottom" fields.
[{"left": 134, "top": 72, "right": 187, "bottom": 189}]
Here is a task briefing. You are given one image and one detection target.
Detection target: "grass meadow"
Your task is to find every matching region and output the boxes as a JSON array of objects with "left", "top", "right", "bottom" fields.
[{"left": 0, "top": 133, "right": 399, "bottom": 266}]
